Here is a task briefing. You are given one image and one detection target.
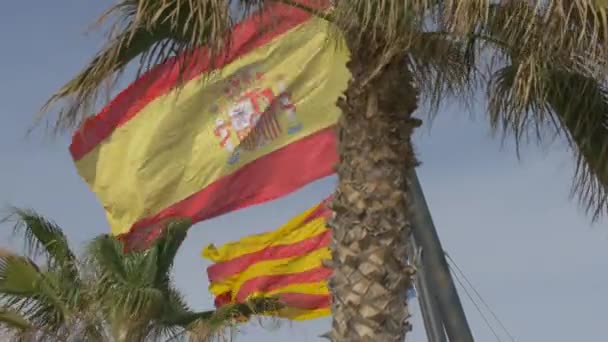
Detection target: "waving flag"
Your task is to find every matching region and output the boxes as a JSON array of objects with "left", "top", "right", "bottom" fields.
[
  {"left": 203, "top": 197, "right": 332, "bottom": 320},
  {"left": 70, "top": 1, "right": 349, "bottom": 251}
]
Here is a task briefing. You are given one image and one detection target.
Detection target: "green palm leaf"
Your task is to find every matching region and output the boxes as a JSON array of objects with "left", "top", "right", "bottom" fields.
[
  {"left": 488, "top": 64, "right": 608, "bottom": 219},
  {"left": 1, "top": 211, "right": 251, "bottom": 341},
  {"left": 86, "top": 224, "right": 253, "bottom": 340},
  {"left": 2, "top": 208, "right": 78, "bottom": 281},
  {"left": 0, "top": 308, "right": 31, "bottom": 331},
  {"left": 476, "top": 2, "right": 608, "bottom": 219},
  {"left": 543, "top": 70, "right": 608, "bottom": 219},
  {"left": 0, "top": 254, "right": 67, "bottom": 331},
  {"left": 152, "top": 218, "right": 191, "bottom": 287}
]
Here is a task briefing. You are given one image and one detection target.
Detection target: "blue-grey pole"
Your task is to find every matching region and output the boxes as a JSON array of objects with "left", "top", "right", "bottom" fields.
[
  {"left": 408, "top": 170, "right": 474, "bottom": 342},
  {"left": 409, "top": 234, "right": 448, "bottom": 342}
]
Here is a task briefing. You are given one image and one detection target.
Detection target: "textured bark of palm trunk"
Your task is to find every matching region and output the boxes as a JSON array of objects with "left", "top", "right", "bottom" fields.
[{"left": 327, "top": 52, "right": 420, "bottom": 341}]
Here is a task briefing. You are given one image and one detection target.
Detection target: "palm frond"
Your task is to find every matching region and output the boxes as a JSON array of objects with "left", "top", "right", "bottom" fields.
[
  {"left": 0, "top": 250, "right": 102, "bottom": 341},
  {"left": 87, "top": 233, "right": 184, "bottom": 336},
  {"left": 116, "top": 287, "right": 165, "bottom": 321},
  {"left": 556, "top": 0, "right": 608, "bottom": 54},
  {"left": 146, "top": 323, "right": 188, "bottom": 342},
  {"left": 86, "top": 235, "right": 128, "bottom": 284},
  {"left": 487, "top": 63, "right": 608, "bottom": 220},
  {"left": 41, "top": 0, "right": 235, "bottom": 132},
  {"left": 330, "top": 0, "right": 430, "bottom": 57},
  {"left": 0, "top": 255, "right": 67, "bottom": 331},
  {"left": 210, "top": 297, "right": 283, "bottom": 326},
  {"left": 407, "top": 31, "right": 476, "bottom": 116},
  {"left": 164, "top": 297, "right": 283, "bottom": 341},
  {"left": 87, "top": 220, "right": 193, "bottom": 330},
  {"left": 0, "top": 308, "right": 31, "bottom": 331},
  {"left": 118, "top": 284, "right": 195, "bottom": 341},
  {"left": 487, "top": 2, "right": 608, "bottom": 64},
  {"left": 152, "top": 218, "right": 191, "bottom": 287},
  {"left": 179, "top": 319, "right": 232, "bottom": 342},
  {"left": 543, "top": 70, "right": 608, "bottom": 220},
  {"left": 329, "top": 1, "right": 608, "bottom": 59},
  {"left": 41, "top": 27, "right": 166, "bottom": 132},
  {"left": 2, "top": 208, "right": 78, "bottom": 281}
]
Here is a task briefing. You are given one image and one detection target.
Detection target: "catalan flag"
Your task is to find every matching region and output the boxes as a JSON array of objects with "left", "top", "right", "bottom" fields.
[
  {"left": 203, "top": 197, "right": 333, "bottom": 321},
  {"left": 70, "top": 1, "right": 349, "bottom": 251}
]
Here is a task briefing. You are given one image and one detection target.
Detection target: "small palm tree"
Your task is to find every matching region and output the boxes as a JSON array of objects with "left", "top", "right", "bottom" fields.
[
  {"left": 0, "top": 210, "right": 275, "bottom": 341},
  {"left": 39, "top": 1, "right": 608, "bottom": 340},
  {"left": 0, "top": 209, "right": 93, "bottom": 341},
  {"left": 86, "top": 220, "right": 221, "bottom": 342},
  {"left": 86, "top": 220, "right": 278, "bottom": 341}
]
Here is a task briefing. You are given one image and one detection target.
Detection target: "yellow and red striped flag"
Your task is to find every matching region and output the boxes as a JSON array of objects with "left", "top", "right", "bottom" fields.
[
  {"left": 70, "top": 1, "right": 349, "bottom": 251},
  {"left": 203, "top": 197, "right": 333, "bottom": 321}
]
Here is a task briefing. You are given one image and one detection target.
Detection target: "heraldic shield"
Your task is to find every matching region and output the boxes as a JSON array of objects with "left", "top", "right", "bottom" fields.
[{"left": 213, "top": 70, "right": 303, "bottom": 165}]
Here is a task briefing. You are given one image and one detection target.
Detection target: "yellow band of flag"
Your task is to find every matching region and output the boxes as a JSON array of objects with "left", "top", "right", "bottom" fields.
[
  {"left": 203, "top": 202, "right": 326, "bottom": 262},
  {"left": 209, "top": 247, "right": 330, "bottom": 297}
]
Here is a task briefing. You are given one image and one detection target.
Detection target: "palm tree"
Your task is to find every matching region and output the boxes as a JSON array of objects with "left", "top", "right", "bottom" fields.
[
  {"left": 39, "top": 1, "right": 608, "bottom": 340},
  {"left": 86, "top": 219, "right": 279, "bottom": 341},
  {"left": 0, "top": 209, "right": 96, "bottom": 341},
  {"left": 85, "top": 220, "right": 232, "bottom": 342},
  {"left": 0, "top": 209, "right": 276, "bottom": 341}
]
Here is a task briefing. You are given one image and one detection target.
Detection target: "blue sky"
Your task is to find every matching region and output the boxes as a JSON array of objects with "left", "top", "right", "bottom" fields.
[{"left": 1, "top": 2, "right": 607, "bottom": 341}]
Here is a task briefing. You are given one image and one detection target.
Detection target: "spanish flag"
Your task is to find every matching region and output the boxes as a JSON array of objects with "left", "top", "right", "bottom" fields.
[
  {"left": 203, "top": 197, "right": 332, "bottom": 320},
  {"left": 70, "top": 2, "right": 349, "bottom": 250}
]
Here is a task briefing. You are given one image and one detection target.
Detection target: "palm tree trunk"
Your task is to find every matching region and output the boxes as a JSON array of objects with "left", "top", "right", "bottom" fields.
[{"left": 328, "top": 52, "right": 420, "bottom": 341}]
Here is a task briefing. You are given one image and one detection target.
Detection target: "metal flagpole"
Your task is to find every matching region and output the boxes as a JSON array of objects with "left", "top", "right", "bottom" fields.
[
  {"left": 409, "top": 234, "right": 447, "bottom": 342},
  {"left": 408, "top": 170, "right": 474, "bottom": 342}
]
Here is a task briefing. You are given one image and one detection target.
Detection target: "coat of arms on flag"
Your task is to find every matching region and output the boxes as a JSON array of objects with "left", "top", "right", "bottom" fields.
[{"left": 212, "top": 69, "right": 303, "bottom": 165}]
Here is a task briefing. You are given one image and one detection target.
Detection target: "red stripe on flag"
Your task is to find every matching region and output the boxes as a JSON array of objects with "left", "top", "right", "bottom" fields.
[
  {"left": 235, "top": 266, "right": 332, "bottom": 302},
  {"left": 301, "top": 197, "right": 333, "bottom": 225},
  {"left": 207, "top": 230, "right": 331, "bottom": 283},
  {"left": 214, "top": 291, "right": 233, "bottom": 308},
  {"left": 277, "top": 293, "right": 331, "bottom": 310},
  {"left": 214, "top": 292, "right": 330, "bottom": 311},
  {"left": 119, "top": 126, "right": 337, "bottom": 252},
  {"left": 70, "top": 2, "right": 316, "bottom": 161}
]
